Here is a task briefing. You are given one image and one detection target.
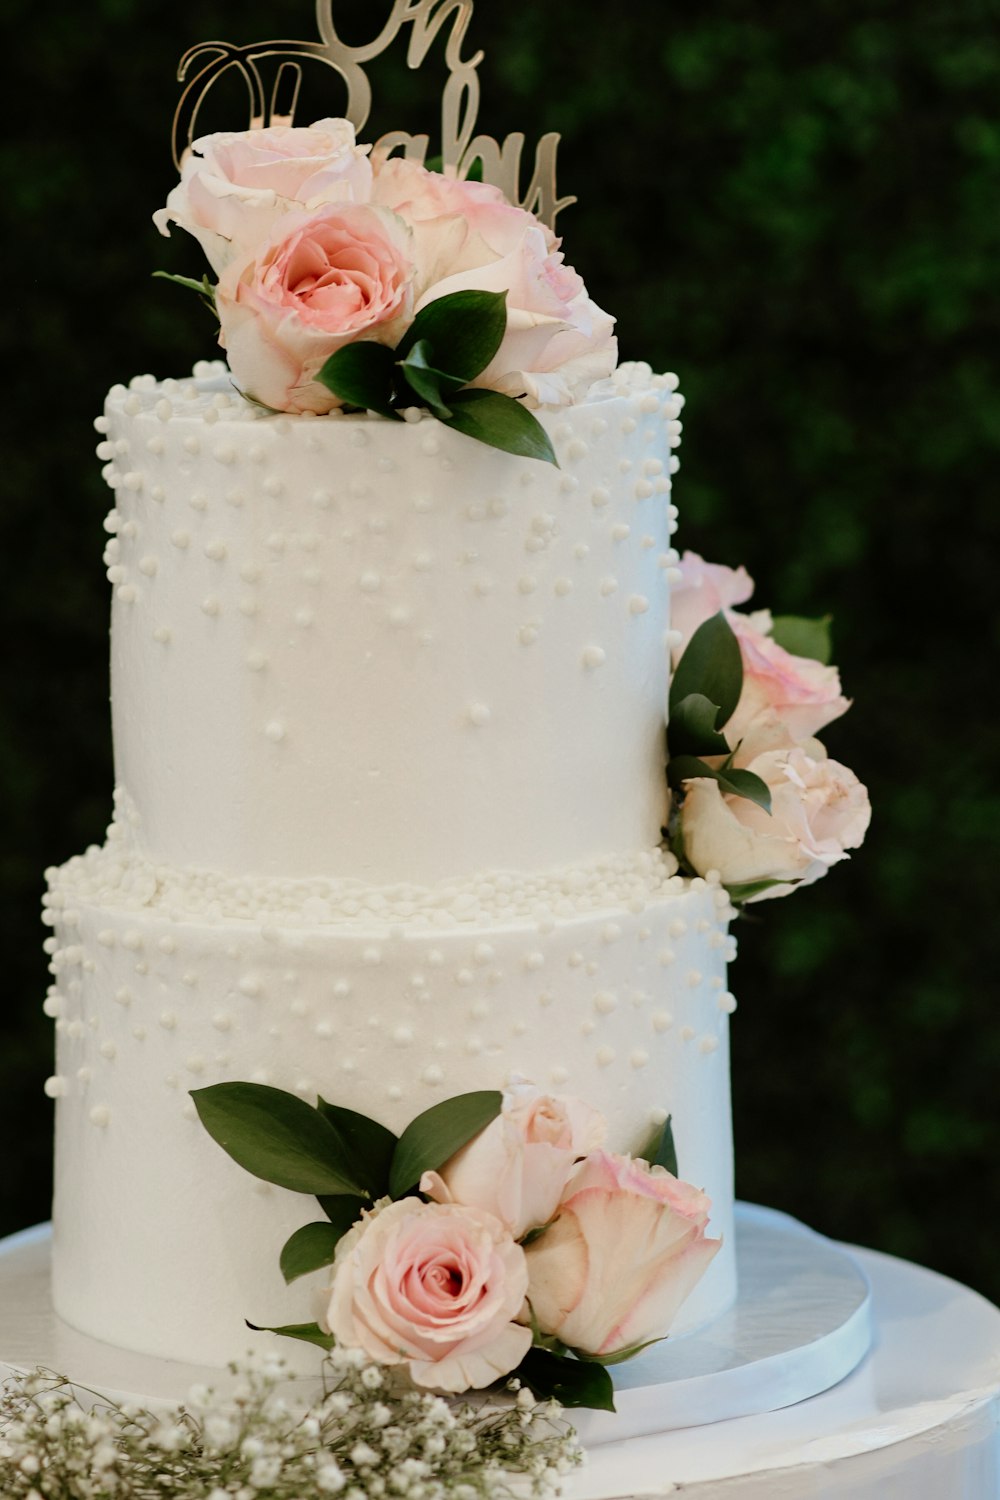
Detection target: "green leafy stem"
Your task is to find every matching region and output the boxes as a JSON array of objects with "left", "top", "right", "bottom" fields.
[
  {"left": 666, "top": 610, "right": 833, "bottom": 808},
  {"left": 666, "top": 611, "right": 772, "bottom": 814},
  {"left": 152, "top": 269, "right": 217, "bottom": 317},
  {"left": 317, "top": 289, "right": 557, "bottom": 465}
]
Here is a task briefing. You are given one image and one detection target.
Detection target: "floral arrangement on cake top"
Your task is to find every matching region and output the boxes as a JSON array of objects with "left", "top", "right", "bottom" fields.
[
  {"left": 155, "top": 119, "right": 617, "bottom": 461},
  {"left": 191, "top": 1079, "right": 721, "bottom": 1412},
  {"left": 665, "top": 553, "right": 871, "bottom": 901}
]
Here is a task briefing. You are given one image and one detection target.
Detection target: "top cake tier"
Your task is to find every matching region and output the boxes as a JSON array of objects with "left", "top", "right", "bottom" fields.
[{"left": 99, "top": 363, "right": 682, "bottom": 885}]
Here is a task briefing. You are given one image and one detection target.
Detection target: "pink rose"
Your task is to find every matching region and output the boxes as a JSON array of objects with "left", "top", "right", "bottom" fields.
[
  {"left": 373, "top": 156, "right": 532, "bottom": 292},
  {"left": 325, "top": 1199, "right": 530, "bottom": 1393},
  {"left": 421, "top": 1083, "right": 607, "bottom": 1240},
  {"left": 670, "top": 552, "right": 849, "bottom": 743},
  {"left": 525, "top": 1152, "right": 721, "bottom": 1357},
  {"left": 374, "top": 157, "right": 618, "bottom": 407},
  {"left": 671, "top": 551, "right": 755, "bottom": 649},
  {"left": 155, "top": 120, "right": 372, "bottom": 275},
  {"left": 680, "top": 743, "right": 872, "bottom": 898},
  {"left": 726, "top": 613, "right": 850, "bottom": 742},
  {"left": 216, "top": 204, "right": 414, "bottom": 414}
]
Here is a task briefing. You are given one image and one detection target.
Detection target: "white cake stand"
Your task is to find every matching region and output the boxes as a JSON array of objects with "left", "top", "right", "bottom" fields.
[
  {"left": 569, "top": 1242, "right": 1000, "bottom": 1499},
  {"left": 0, "top": 1203, "right": 870, "bottom": 1442}
]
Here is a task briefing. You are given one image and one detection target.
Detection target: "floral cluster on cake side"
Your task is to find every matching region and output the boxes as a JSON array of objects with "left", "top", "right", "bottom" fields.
[
  {"left": 156, "top": 119, "right": 617, "bottom": 460},
  {"left": 192, "top": 1080, "right": 721, "bottom": 1411},
  {"left": 665, "top": 553, "right": 871, "bottom": 901}
]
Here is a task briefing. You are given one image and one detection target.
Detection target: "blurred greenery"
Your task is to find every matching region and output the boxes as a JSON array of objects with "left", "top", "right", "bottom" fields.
[{"left": 1, "top": 0, "right": 998, "bottom": 1305}]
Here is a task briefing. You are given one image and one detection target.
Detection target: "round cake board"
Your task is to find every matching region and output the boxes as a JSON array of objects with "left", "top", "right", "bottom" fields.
[{"left": 0, "top": 1203, "right": 871, "bottom": 1443}]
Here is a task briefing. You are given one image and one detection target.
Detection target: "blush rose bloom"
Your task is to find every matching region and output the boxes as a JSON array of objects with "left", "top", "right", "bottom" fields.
[
  {"left": 216, "top": 204, "right": 414, "bottom": 414},
  {"left": 671, "top": 551, "right": 755, "bottom": 650},
  {"left": 524, "top": 1152, "right": 721, "bottom": 1357},
  {"left": 325, "top": 1199, "right": 531, "bottom": 1393},
  {"left": 671, "top": 552, "right": 850, "bottom": 742},
  {"left": 374, "top": 157, "right": 618, "bottom": 407},
  {"left": 725, "top": 612, "right": 850, "bottom": 742},
  {"left": 155, "top": 120, "right": 372, "bottom": 275},
  {"left": 680, "top": 743, "right": 872, "bottom": 898},
  {"left": 420, "top": 1083, "right": 607, "bottom": 1240},
  {"left": 373, "top": 156, "right": 528, "bottom": 293}
]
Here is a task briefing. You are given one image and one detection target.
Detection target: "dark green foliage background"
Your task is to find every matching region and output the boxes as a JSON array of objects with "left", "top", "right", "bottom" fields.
[{"left": 2, "top": 1, "right": 998, "bottom": 1298}]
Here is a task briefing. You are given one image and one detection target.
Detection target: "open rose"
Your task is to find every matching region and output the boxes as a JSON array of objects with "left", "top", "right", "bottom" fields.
[
  {"left": 325, "top": 1199, "right": 530, "bottom": 1393},
  {"left": 155, "top": 120, "right": 372, "bottom": 275},
  {"left": 373, "top": 156, "right": 532, "bottom": 295},
  {"left": 421, "top": 1083, "right": 607, "bottom": 1239},
  {"left": 725, "top": 613, "right": 850, "bottom": 742},
  {"left": 155, "top": 126, "right": 617, "bottom": 412},
  {"left": 216, "top": 204, "right": 414, "bottom": 414},
  {"left": 374, "top": 157, "right": 617, "bottom": 407},
  {"left": 525, "top": 1152, "right": 721, "bottom": 1357},
  {"left": 671, "top": 552, "right": 849, "bottom": 743},
  {"left": 422, "top": 224, "right": 617, "bottom": 408},
  {"left": 671, "top": 551, "right": 755, "bottom": 650},
  {"left": 681, "top": 742, "right": 871, "bottom": 897}
]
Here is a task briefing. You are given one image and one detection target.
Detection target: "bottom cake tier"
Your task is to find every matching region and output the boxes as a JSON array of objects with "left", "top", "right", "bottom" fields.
[{"left": 44, "top": 834, "right": 738, "bottom": 1368}]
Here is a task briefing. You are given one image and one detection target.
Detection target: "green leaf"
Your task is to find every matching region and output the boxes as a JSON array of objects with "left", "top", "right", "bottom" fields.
[
  {"left": 669, "top": 612, "right": 743, "bottom": 725},
  {"left": 153, "top": 270, "right": 217, "bottom": 314},
  {"left": 668, "top": 755, "right": 772, "bottom": 813},
  {"left": 397, "top": 290, "right": 508, "bottom": 383},
  {"left": 667, "top": 813, "right": 687, "bottom": 870},
  {"left": 521, "top": 1219, "right": 558, "bottom": 1248},
  {"left": 669, "top": 692, "right": 731, "bottom": 758},
  {"left": 516, "top": 1349, "right": 616, "bottom": 1412},
  {"left": 190, "top": 1083, "right": 367, "bottom": 1197},
  {"left": 397, "top": 340, "right": 461, "bottom": 419},
  {"left": 389, "top": 1090, "right": 503, "bottom": 1199},
  {"left": 232, "top": 385, "right": 283, "bottom": 417},
  {"left": 246, "top": 1319, "right": 334, "bottom": 1351},
  {"left": 316, "top": 341, "right": 398, "bottom": 419},
  {"left": 523, "top": 1297, "right": 566, "bottom": 1353},
  {"left": 574, "top": 1337, "right": 666, "bottom": 1367},
  {"left": 719, "top": 768, "right": 774, "bottom": 811},
  {"left": 317, "top": 1193, "right": 370, "bottom": 1233},
  {"left": 441, "top": 390, "right": 558, "bottom": 466},
  {"left": 316, "top": 1101, "right": 397, "bottom": 1200},
  {"left": 726, "top": 877, "right": 798, "bottom": 902},
  {"left": 638, "top": 1114, "right": 678, "bottom": 1176},
  {"left": 770, "top": 614, "right": 833, "bottom": 665},
  {"left": 280, "top": 1221, "right": 349, "bottom": 1284}
]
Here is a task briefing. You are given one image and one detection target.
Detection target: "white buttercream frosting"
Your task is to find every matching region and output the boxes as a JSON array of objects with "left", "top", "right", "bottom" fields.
[
  {"left": 46, "top": 358, "right": 737, "bottom": 1375},
  {"left": 48, "top": 868, "right": 737, "bottom": 1368},
  {"left": 49, "top": 800, "right": 690, "bottom": 928},
  {"left": 101, "top": 362, "right": 682, "bottom": 885}
]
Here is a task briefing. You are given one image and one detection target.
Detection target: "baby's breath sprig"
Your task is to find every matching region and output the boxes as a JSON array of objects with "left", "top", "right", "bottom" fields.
[{"left": 0, "top": 1348, "right": 583, "bottom": 1500}]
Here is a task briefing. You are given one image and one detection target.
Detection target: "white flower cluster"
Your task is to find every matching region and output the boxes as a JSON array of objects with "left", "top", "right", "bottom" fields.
[{"left": 0, "top": 1350, "right": 582, "bottom": 1500}]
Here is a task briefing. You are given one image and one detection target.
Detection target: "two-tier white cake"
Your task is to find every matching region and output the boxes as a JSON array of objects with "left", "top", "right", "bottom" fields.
[{"left": 42, "top": 360, "right": 739, "bottom": 1369}]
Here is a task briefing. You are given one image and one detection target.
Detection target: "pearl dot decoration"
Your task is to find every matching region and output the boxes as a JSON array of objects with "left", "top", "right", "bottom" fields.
[
  {"left": 39, "top": 358, "right": 746, "bottom": 1362},
  {"left": 91, "top": 363, "right": 684, "bottom": 889}
]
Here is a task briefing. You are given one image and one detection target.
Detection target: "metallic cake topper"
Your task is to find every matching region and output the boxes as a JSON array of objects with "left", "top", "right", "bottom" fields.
[{"left": 172, "top": 0, "right": 576, "bottom": 230}]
